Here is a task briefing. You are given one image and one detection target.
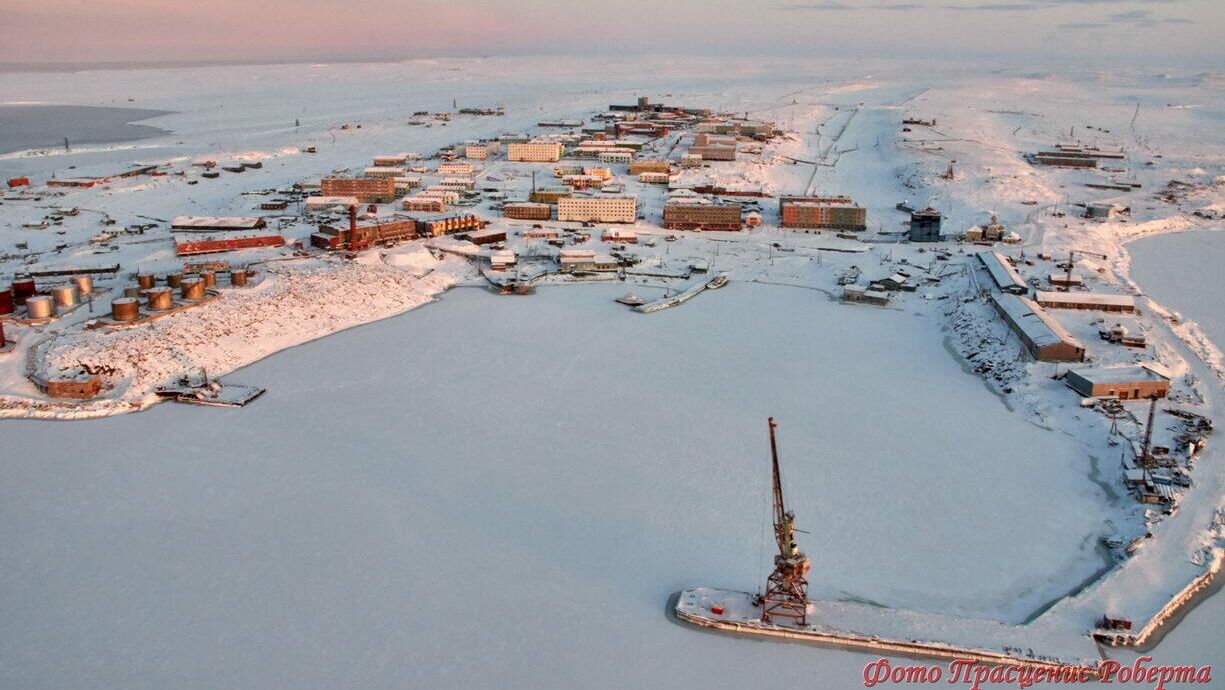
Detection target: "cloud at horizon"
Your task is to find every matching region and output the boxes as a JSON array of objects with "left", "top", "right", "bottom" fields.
[{"left": 1, "top": 0, "right": 1219, "bottom": 64}]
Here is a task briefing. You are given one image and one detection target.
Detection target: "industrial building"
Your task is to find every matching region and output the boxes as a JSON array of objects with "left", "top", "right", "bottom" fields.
[
  {"left": 503, "top": 202, "right": 552, "bottom": 220},
  {"left": 990, "top": 293, "right": 1086, "bottom": 362},
  {"left": 976, "top": 251, "right": 1029, "bottom": 295},
  {"left": 909, "top": 208, "right": 942, "bottom": 242},
  {"left": 663, "top": 202, "right": 743, "bottom": 231},
  {"left": 466, "top": 228, "right": 507, "bottom": 246},
  {"left": 1065, "top": 365, "right": 1170, "bottom": 400},
  {"left": 321, "top": 177, "right": 397, "bottom": 203},
  {"left": 175, "top": 233, "right": 285, "bottom": 257},
  {"left": 1032, "top": 153, "right": 1098, "bottom": 169},
  {"left": 557, "top": 196, "right": 637, "bottom": 224},
  {"left": 414, "top": 213, "right": 486, "bottom": 238},
  {"left": 1034, "top": 291, "right": 1136, "bottom": 313},
  {"left": 530, "top": 187, "right": 572, "bottom": 204},
  {"left": 778, "top": 196, "right": 867, "bottom": 231},
  {"left": 171, "top": 216, "right": 267, "bottom": 232},
  {"left": 507, "top": 142, "right": 564, "bottom": 162},
  {"left": 311, "top": 217, "right": 420, "bottom": 250}
]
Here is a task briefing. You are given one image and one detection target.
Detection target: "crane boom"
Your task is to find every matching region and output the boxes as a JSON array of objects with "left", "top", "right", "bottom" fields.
[{"left": 769, "top": 417, "right": 786, "bottom": 534}]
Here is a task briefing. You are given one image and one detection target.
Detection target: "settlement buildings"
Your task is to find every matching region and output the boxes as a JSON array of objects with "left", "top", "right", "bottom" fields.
[
  {"left": 663, "top": 202, "right": 742, "bottom": 231},
  {"left": 779, "top": 196, "right": 867, "bottom": 231},
  {"left": 508, "top": 142, "right": 564, "bottom": 163},
  {"left": 503, "top": 202, "right": 552, "bottom": 221},
  {"left": 321, "top": 177, "right": 397, "bottom": 203},
  {"left": 557, "top": 196, "right": 637, "bottom": 224}
]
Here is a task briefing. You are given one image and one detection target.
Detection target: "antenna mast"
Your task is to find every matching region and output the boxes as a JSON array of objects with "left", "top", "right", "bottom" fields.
[{"left": 761, "top": 418, "right": 812, "bottom": 626}]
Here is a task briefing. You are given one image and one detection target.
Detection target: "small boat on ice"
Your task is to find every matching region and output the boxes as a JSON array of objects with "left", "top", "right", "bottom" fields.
[
  {"left": 706, "top": 273, "right": 729, "bottom": 290},
  {"left": 616, "top": 292, "right": 646, "bottom": 306}
]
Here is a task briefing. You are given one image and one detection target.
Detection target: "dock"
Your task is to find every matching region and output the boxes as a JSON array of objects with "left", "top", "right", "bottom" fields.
[
  {"left": 154, "top": 379, "right": 266, "bottom": 407},
  {"left": 675, "top": 588, "right": 1099, "bottom": 675},
  {"left": 634, "top": 276, "right": 724, "bottom": 314}
]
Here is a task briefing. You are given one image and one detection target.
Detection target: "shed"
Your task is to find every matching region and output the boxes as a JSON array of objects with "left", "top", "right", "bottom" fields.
[{"left": 1064, "top": 365, "right": 1171, "bottom": 400}]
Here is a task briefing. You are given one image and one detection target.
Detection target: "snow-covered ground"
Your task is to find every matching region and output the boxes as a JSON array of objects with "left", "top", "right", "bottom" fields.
[{"left": 2, "top": 56, "right": 1224, "bottom": 688}]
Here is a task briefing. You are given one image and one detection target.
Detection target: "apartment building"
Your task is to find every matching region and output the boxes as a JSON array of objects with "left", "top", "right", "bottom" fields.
[{"left": 557, "top": 196, "right": 638, "bottom": 224}]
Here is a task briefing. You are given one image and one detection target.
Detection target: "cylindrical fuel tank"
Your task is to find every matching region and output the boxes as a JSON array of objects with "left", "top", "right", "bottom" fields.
[
  {"left": 111, "top": 297, "right": 139, "bottom": 322},
  {"left": 25, "top": 295, "right": 56, "bottom": 319},
  {"left": 201, "top": 271, "right": 216, "bottom": 287},
  {"left": 0, "top": 288, "right": 14, "bottom": 315},
  {"left": 12, "top": 278, "right": 36, "bottom": 305},
  {"left": 147, "top": 287, "right": 173, "bottom": 310},
  {"left": 72, "top": 274, "right": 94, "bottom": 296},
  {"left": 124, "top": 287, "right": 142, "bottom": 299},
  {"left": 230, "top": 269, "right": 248, "bottom": 287},
  {"left": 137, "top": 274, "right": 155, "bottom": 289},
  {"left": 51, "top": 285, "right": 78, "bottom": 308},
  {"left": 165, "top": 273, "right": 183, "bottom": 288},
  {"left": 181, "top": 277, "right": 205, "bottom": 300}
]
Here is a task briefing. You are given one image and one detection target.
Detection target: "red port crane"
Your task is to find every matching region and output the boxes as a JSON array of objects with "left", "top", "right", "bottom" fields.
[{"left": 761, "top": 417, "right": 812, "bottom": 626}]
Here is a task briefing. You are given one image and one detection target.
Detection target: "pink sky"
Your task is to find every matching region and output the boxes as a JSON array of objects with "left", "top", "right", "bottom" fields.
[{"left": 3, "top": 0, "right": 1221, "bottom": 64}]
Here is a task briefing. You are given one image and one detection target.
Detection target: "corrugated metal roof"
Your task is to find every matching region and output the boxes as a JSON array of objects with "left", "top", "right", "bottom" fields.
[
  {"left": 991, "top": 293, "right": 1083, "bottom": 348},
  {"left": 977, "top": 251, "right": 1028, "bottom": 293}
]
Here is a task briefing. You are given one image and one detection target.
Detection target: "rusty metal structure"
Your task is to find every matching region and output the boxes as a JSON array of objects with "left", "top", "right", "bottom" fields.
[{"left": 761, "top": 417, "right": 812, "bottom": 626}]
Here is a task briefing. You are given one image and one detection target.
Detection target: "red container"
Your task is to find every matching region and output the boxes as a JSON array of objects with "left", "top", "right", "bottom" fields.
[
  {"left": 710, "top": 606, "right": 725, "bottom": 615},
  {"left": 0, "top": 288, "right": 14, "bottom": 315},
  {"left": 7, "top": 177, "right": 30, "bottom": 188}
]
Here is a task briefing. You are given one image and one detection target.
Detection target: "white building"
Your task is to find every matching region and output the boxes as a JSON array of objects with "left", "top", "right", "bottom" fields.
[
  {"left": 436, "top": 162, "right": 476, "bottom": 176},
  {"left": 557, "top": 196, "right": 638, "bottom": 224},
  {"left": 438, "top": 177, "right": 476, "bottom": 190},
  {"left": 491, "top": 250, "right": 517, "bottom": 270},
  {"left": 507, "top": 142, "right": 564, "bottom": 162},
  {"left": 637, "top": 171, "right": 671, "bottom": 184},
  {"left": 597, "top": 150, "right": 634, "bottom": 164},
  {"left": 364, "top": 166, "right": 405, "bottom": 178},
  {"left": 305, "top": 196, "right": 359, "bottom": 211}
]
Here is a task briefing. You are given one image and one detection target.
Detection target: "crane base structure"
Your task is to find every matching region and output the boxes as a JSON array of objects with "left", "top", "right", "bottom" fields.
[{"left": 673, "top": 588, "right": 1101, "bottom": 676}]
